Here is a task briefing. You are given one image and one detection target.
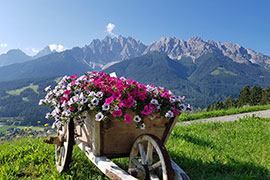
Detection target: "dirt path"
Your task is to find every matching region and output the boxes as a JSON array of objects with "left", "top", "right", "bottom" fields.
[{"left": 177, "top": 109, "right": 270, "bottom": 126}]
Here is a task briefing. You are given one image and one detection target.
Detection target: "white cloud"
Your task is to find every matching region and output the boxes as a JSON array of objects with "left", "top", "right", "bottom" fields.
[
  {"left": 0, "top": 43, "right": 8, "bottom": 48},
  {"left": 106, "top": 23, "right": 116, "bottom": 36},
  {"left": 49, "top": 44, "right": 65, "bottom": 52}
]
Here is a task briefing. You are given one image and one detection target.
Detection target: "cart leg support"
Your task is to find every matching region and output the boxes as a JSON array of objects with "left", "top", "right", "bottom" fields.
[{"left": 76, "top": 139, "right": 137, "bottom": 180}]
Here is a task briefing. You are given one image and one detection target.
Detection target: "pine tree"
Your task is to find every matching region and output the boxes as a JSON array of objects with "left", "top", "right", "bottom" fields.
[
  {"left": 237, "top": 85, "right": 251, "bottom": 107},
  {"left": 223, "top": 95, "right": 234, "bottom": 109},
  {"left": 261, "top": 86, "right": 270, "bottom": 105},
  {"left": 250, "top": 86, "right": 263, "bottom": 106}
]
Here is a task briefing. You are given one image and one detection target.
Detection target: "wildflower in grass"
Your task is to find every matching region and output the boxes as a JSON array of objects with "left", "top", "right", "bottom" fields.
[
  {"left": 95, "top": 112, "right": 104, "bottom": 121},
  {"left": 34, "top": 149, "right": 39, "bottom": 153},
  {"left": 44, "top": 123, "right": 49, "bottom": 127}
]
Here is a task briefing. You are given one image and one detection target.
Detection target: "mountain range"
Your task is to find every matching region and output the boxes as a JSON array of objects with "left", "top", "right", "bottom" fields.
[{"left": 0, "top": 35, "right": 270, "bottom": 125}]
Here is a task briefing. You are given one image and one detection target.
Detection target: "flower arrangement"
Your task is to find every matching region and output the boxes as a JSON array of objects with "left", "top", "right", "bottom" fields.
[{"left": 39, "top": 72, "right": 191, "bottom": 129}]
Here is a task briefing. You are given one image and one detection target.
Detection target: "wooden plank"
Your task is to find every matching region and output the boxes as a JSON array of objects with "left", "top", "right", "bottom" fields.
[
  {"left": 92, "top": 115, "right": 101, "bottom": 156},
  {"left": 76, "top": 139, "right": 137, "bottom": 180},
  {"left": 163, "top": 116, "right": 179, "bottom": 145},
  {"left": 101, "top": 112, "right": 170, "bottom": 157}
]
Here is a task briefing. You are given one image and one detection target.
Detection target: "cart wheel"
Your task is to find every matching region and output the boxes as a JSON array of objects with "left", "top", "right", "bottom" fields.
[
  {"left": 128, "top": 134, "right": 174, "bottom": 180},
  {"left": 55, "top": 120, "right": 74, "bottom": 172}
]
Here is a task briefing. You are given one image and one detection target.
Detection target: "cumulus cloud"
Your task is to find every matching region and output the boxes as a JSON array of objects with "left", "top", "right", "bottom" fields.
[
  {"left": 0, "top": 43, "right": 8, "bottom": 48},
  {"left": 49, "top": 44, "right": 65, "bottom": 52},
  {"left": 106, "top": 23, "right": 116, "bottom": 36}
]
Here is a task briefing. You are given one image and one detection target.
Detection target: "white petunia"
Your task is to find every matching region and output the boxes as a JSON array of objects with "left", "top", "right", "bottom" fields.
[
  {"left": 179, "top": 104, "right": 186, "bottom": 111},
  {"left": 169, "top": 97, "right": 176, "bottom": 103},
  {"left": 77, "top": 106, "right": 83, "bottom": 111},
  {"left": 89, "top": 91, "right": 96, "bottom": 97},
  {"left": 133, "top": 115, "right": 141, "bottom": 122},
  {"left": 151, "top": 99, "right": 159, "bottom": 105},
  {"left": 150, "top": 114, "right": 156, "bottom": 120},
  {"left": 165, "top": 110, "right": 174, "bottom": 118},
  {"left": 88, "top": 103, "right": 94, "bottom": 110},
  {"left": 114, "top": 106, "right": 119, "bottom": 111},
  {"left": 91, "top": 97, "right": 99, "bottom": 105},
  {"left": 39, "top": 99, "right": 45, "bottom": 105},
  {"left": 95, "top": 112, "right": 104, "bottom": 121},
  {"left": 102, "top": 104, "right": 110, "bottom": 111},
  {"left": 140, "top": 123, "right": 146, "bottom": 130},
  {"left": 45, "top": 112, "right": 52, "bottom": 119},
  {"left": 96, "top": 91, "right": 103, "bottom": 98},
  {"left": 44, "top": 85, "right": 51, "bottom": 92}
]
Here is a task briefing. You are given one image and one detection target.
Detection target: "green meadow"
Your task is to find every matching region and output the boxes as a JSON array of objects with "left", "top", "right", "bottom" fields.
[{"left": 0, "top": 116, "right": 269, "bottom": 179}]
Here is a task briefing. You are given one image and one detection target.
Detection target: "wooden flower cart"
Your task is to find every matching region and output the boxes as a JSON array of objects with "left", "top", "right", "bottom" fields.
[{"left": 46, "top": 110, "right": 190, "bottom": 180}]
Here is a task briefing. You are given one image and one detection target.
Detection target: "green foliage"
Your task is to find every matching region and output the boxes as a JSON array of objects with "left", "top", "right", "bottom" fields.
[
  {"left": 179, "top": 104, "right": 270, "bottom": 121},
  {"left": 1, "top": 117, "right": 270, "bottom": 179},
  {"left": 209, "top": 85, "right": 270, "bottom": 111}
]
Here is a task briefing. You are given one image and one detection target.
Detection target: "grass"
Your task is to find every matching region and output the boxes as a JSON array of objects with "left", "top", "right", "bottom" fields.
[
  {"left": 0, "top": 117, "right": 270, "bottom": 179},
  {"left": 179, "top": 104, "right": 270, "bottom": 121},
  {"left": 6, "top": 83, "right": 39, "bottom": 96},
  {"left": 211, "top": 67, "right": 237, "bottom": 76}
]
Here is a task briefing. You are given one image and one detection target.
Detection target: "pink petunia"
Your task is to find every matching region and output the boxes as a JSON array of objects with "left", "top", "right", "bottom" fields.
[
  {"left": 112, "top": 109, "right": 122, "bottom": 117},
  {"left": 69, "top": 74, "right": 78, "bottom": 79},
  {"left": 141, "top": 105, "right": 152, "bottom": 115},
  {"left": 105, "top": 96, "right": 114, "bottom": 105},
  {"left": 64, "top": 90, "right": 71, "bottom": 95},
  {"left": 124, "top": 113, "right": 132, "bottom": 123},
  {"left": 68, "top": 107, "right": 75, "bottom": 111}
]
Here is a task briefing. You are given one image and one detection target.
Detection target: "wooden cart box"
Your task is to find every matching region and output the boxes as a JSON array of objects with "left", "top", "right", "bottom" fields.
[{"left": 74, "top": 110, "right": 177, "bottom": 158}]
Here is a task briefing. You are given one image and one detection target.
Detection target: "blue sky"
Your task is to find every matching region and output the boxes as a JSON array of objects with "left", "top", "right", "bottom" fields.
[{"left": 0, "top": 0, "right": 270, "bottom": 56}]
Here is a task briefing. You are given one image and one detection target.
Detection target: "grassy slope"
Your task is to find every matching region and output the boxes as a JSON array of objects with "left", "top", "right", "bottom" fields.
[
  {"left": 179, "top": 104, "right": 270, "bottom": 121},
  {"left": 1, "top": 117, "right": 270, "bottom": 179},
  {"left": 6, "top": 83, "right": 39, "bottom": 96}
]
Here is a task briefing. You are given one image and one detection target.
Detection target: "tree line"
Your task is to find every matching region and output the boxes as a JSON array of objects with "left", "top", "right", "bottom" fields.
[{"left": 207, "top": 85, "right": 270, "bottom": 111}]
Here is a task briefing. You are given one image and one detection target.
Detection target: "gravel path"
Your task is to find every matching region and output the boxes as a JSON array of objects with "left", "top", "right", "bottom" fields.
[{"left": 177, "top": 110, "right": 270, "bottom": 126}]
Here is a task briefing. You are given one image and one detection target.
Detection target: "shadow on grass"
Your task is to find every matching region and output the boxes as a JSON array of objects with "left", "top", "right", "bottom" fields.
[
  {"left": 179, "top": 134, "right": 216, "bottom": 149},
  {"left": 170, "top": 151, "right": 270, "bottom": 180}
]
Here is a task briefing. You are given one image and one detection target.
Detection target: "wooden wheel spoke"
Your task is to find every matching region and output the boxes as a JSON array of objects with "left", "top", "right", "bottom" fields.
[
  {"left": 146, "top": 142, "right": 153, "bottom": 165},
  {"left": 132, "top": 158, "right": 144, "bottom": 169},
  {"left": 138, "top": 143, "right": 147, "bottom": 165},
  {"left": 149, "top": 161, "right": 162, "bottom": 171}
]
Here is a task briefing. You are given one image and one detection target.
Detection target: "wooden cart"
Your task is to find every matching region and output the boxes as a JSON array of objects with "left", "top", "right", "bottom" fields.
[{"left": 47, "top": 110, "right": 190, "bottom": 180}]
